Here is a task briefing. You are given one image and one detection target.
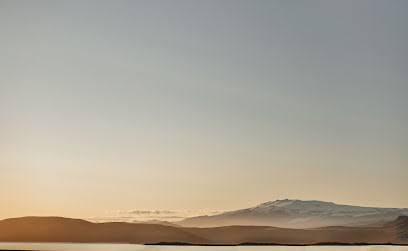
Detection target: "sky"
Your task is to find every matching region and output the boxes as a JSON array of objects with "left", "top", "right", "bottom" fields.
[{"left": 0, "top": 0, "right": 407, "bottom": 221}]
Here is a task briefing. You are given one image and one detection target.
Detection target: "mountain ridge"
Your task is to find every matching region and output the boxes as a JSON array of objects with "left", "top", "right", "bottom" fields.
[
  {"left": 0, "top": 215, "right": 407, "bottom": 245},
  {"left": 178, "top": 199, "right": 408, "bottom": 228}
]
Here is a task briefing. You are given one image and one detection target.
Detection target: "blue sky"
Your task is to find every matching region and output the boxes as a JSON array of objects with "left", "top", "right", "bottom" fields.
[{"left": 0, "top": 0, "right": 407, "bottom": 219}]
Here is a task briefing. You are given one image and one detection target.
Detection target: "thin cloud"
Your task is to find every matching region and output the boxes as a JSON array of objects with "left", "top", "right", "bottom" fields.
[
  {"left": 117, "top": 210, "right": 178, "bottom": 215},
  {"left": 87, "top": 209, "right": 225, "bottom": 223}
]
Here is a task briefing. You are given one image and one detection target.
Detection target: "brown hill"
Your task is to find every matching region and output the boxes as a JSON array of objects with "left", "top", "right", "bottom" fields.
[
  {"left": 0, "top": 216, "right": 407, "bottom": 245},
  {"left": 0, "top": 217, "right": 206, "bottom": 244}
]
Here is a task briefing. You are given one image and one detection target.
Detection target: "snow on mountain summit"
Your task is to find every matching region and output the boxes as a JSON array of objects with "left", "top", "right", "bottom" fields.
[
  {"left": 179, "top": 199, "right": 408, "bottom": 228},
  {"left": 248, "top": 199, "right": 408, "bottom": 217}
]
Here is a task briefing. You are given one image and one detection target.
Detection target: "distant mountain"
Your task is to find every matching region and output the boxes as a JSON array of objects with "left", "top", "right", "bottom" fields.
[
  {"left": 0, "top": 216, "right": 407, "bottom": 245},
  {"left": 132, "top": 219, "right": 180, "bottom": 227},
  {"left": 178, "top": 199, "right": 408, "bottom": 228}
]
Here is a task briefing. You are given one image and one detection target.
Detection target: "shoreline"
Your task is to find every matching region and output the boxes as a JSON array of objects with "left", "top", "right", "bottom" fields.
[
  {"left": 1, "top": 241, "right": 408, "bottom": 250},
  {"left": 145, "top": 242, "right": 408, "bottom": 246},
  {"left": 1, "top": 241, "right": 408, "bottom": 246}
]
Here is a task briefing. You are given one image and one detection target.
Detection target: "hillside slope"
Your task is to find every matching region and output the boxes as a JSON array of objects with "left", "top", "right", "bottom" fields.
[
  {"left": 178, "top": 199, "right": 408, "bottom": 228},
  {"left": 0, "top": 217, "right": 206, "bottom": 244},
  {"left": 0, "top": 216, "right": 407, "bottom": 245}
]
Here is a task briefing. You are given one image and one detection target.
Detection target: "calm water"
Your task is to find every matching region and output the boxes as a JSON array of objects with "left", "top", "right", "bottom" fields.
[{"left": 0, "top": 242, "right": 407, "bottom": 251}]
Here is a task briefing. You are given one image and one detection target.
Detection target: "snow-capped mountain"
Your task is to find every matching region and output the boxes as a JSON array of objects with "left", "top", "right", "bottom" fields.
[{"left": 178, "top": 199, "right": 408, "bottom": 228}]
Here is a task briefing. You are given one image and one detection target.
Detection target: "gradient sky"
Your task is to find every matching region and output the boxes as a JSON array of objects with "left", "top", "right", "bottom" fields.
[{"left": 1, "top": 0, "right": 408, "bottom": 220}]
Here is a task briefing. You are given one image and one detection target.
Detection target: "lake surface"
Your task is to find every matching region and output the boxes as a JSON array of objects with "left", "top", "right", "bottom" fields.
[{"left": 0, "top": 242, "right": 407, "bottom": 251}]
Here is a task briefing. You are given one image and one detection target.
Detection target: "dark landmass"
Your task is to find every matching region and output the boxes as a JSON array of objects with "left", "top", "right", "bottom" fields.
[
  {"left": 146, "top": 241, "right": 408, "bottom": 246},
  {"left": 0, "top": 216, "right": 407, "bottom": 245}
]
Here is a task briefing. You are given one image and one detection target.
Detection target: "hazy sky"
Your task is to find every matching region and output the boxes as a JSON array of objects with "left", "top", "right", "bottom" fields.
[{"left": 1, "top": 0, "right": 407, "bottom": 220}]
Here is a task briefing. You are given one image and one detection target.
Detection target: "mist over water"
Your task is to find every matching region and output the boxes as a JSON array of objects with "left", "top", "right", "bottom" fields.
[{"left": 0, "top": 242, "right": 407, "bottom": 251}]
